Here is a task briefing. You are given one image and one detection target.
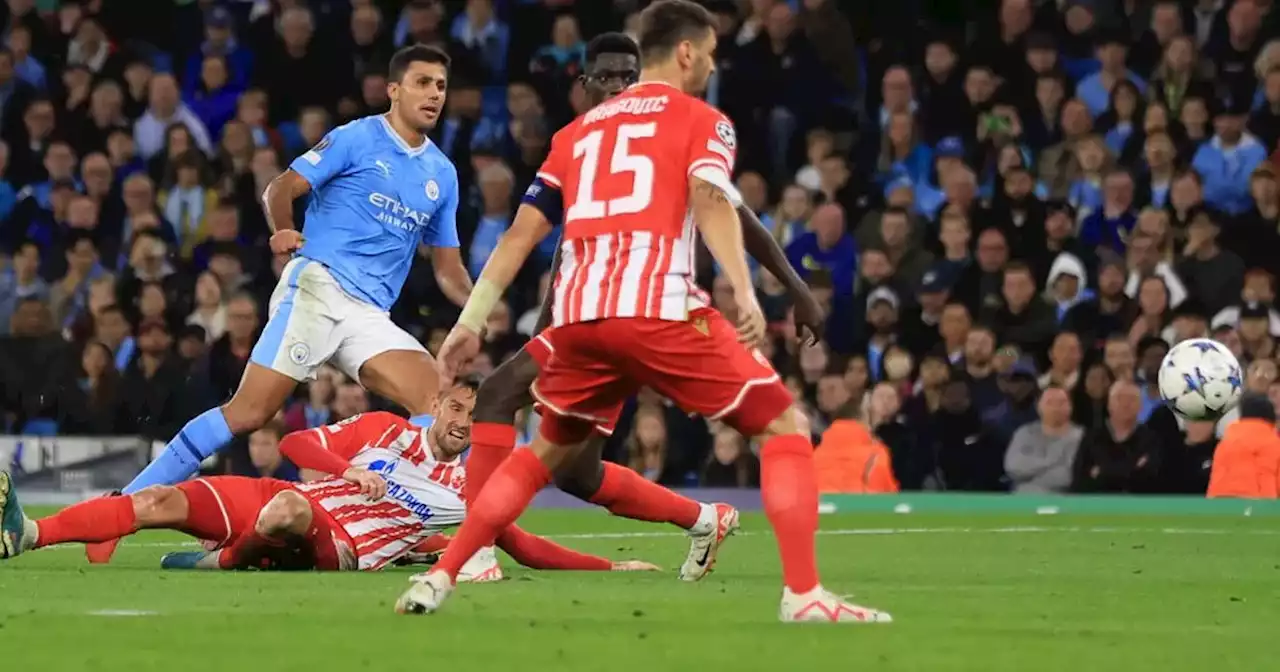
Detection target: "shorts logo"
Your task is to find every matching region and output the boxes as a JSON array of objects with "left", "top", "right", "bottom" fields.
[
  {"left": 715, "top": 120, "right": 736, "bottom": 150},
  {"left": 289, "top": 342, "right": 311, "bottom": 365},
  {"left": 425, "top": 180, "right": 440, "bottom": 201},
  {"left": 691, "top": 316, "right": 710, "bottom": 336}
]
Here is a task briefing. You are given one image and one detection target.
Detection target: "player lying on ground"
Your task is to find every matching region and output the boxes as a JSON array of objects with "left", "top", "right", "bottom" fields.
[
  {"left": 0, "top": 381, "right": 656, "bottom": 574},
  {"left": 462, "top": 32, "right": 826, "bottom": 582},
  {"left": 88, "top": 44, "right": 476, "bottom": 564},
  {"left": 400, "top": 1, "right": 889, "bottom": 623}
]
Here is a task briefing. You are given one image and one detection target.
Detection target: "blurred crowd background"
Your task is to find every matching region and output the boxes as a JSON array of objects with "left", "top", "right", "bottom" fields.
[{"left": 4, "top": 0, "right": 1280, "bottom": 495}]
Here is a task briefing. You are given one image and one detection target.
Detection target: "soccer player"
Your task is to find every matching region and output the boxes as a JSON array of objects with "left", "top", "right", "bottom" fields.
[
  {"left": 466, "top": 33, "right": 827, "bottom": 582},
  {"left": 400, "top": 1, "right": 891, "bottom": 622},
  {"left": 0, "top": 381, "right": 657, "bottom": 574},
  {"left": 87, "top": 45, "right": 474, "bottom": 563}
]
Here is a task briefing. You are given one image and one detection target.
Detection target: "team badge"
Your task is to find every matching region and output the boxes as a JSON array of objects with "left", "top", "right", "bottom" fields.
[
  {"left": 289, "top": 342, "right": 311, "bottom": 365},
  {"left": 714, "top": 120, "right": 736, "bottom": 150},
  {"left": 425, "top": 180, "right": 440, "bottom": 201}
]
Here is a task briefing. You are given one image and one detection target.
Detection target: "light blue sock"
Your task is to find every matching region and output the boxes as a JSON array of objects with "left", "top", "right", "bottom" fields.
[{"left": 122, "top": 408, "right": 235, "bottom": 494}]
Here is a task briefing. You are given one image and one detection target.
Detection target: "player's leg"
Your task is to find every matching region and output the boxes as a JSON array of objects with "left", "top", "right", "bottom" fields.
[
  {"left": 339, "top": 307, "right": 442, "bottom": 423},
  {"left": 1, "top": 474, "right": 204, "bottom": 558},
  {"left": 554, "top": 433, "right": 726, "bottom": 542},
  {"left": 632, "top": 312, "right": 889, "bottom": 622},
  {"left": 121, "top": 259, "right": 338, "bottom": 495},
  {"left": 467, "top": 346, "right": 541, "bottom": 501}
]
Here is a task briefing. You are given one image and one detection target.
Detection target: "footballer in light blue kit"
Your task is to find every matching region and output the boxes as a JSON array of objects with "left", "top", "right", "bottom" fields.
[{"left": 95, "top": 46, "right": 474, "bottom": 563}]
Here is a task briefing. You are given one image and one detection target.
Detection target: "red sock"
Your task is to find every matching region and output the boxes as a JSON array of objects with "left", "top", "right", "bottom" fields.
[
  {"left": 217, "top": 530, "right": 287, "bottom": 570},
  {"left": 588, "top": 462, "right": 700, "bottom": 529},
  {"left": 464, "top": 422, "right": 518, "bottom": 503},
  {"left": 760, "top": 435, "right": 821, "bottom": 594},
  {"left": 435, "top": 449, "right": 550, "bottom": 580},
  {"left": 35, "top": 496, "right": 137, "bottom": 547}
]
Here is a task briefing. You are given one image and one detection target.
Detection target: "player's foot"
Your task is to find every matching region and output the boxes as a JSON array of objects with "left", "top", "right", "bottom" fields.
[
  {"left": 779, "top": 585, "right": 893, "bottom": 624},
  {"left": 678, "top": 503, "right": 739, "bottom": 582},
  {"left": 456, "top": 545, "right": 503, "bottom": 583},
  {"left": 85, "top": 490, "right": 123, "bottom": 564},
  {"left": 394, "top": 570, "right": 454, "bottom": 615},
  {"left": 0, "top": 472, "right": 35, "bottom": 559},
  {"left": 160, "top": 550, "right": 222, "bottom": 570}
]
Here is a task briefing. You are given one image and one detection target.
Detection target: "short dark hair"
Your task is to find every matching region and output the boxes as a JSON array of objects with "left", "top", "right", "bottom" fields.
[
  {"left": 1003, "top": 261, "right": 1034, "bottom": 279},
  {"left": 638, "top": 0, "right": 716, "bottom": 60},
  {"left": 881, "top": 205, "right": 910, "bottom": 220},
  {"left": 449, "top": 375, "right": 481, "bottom": 397},
  {"left": 388, "top": 44, "right": 450, "bottom": 82},
  {"left": 586, "top": 32, "right": 640, "bottom": 64}
]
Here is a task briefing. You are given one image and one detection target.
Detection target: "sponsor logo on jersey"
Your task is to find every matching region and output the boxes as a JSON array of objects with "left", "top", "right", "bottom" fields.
[
  {"left": 368, "top": 192, "right": 430, "bottom": 233},
  {"left": 385, "top": 481, "right": 434, "bottom": 522},
  {"left": 367, "top": 459, "right": 398, "bottom": 476}
]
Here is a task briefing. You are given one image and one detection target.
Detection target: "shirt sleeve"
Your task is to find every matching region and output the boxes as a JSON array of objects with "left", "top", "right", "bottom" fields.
[
  {"left": 686, "top": 105, "right": 744, "bottom": 207},
  {"left": 289, "top": 124, "right": 356, "bottom": 190},
  {"left": 425, "top": 164, "right": 461, "bottom": 248},
  {"left": 312, "top": 411, "right": 404, "bottom": 461}
]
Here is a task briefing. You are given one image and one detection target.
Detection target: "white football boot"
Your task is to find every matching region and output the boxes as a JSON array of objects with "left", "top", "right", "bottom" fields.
[
  {"left": 678, "top": 503, "right": 739, "bottom": 581},
  {"left": 779, "top": 585, "right": 893, "bottom": 623},
  {"left": 395, "top": 570, "right": 455, "bottom": 615},
  {"left": 455, "top": 545, "right": 504, "bottom": 583}
]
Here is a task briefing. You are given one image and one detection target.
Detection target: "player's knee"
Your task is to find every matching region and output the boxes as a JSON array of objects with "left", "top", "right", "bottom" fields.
[
  {"left": 760, "top": 405, "right": 808, "bottom": 440},
  {"left": 256, "top": 491, "right": 312, "bottom": 536},
  {"left": 554, "top": 463, "right": 604, "bottom": 500},
  {"left": 130, "top": 486, "right": 187, "bottom": 526},
  {"left": 474, "top": 376, "right": 527, "bottom": 425}
]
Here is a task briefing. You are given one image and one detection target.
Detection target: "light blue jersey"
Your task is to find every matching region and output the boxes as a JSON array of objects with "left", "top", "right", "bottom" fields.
[{"left": 290, "top": 115, "right": 460, "bottom": 311}]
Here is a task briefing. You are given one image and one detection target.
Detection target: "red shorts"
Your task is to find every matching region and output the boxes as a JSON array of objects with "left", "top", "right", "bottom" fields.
[
  {"left": 531, "top": 308, "right": 791, "bottom": 444},
  {"left": 525, "top": 333, "right": 618, "bottom": 437},
  {"left": 176, "top": 476, "right": 354, "bottom": 570}
]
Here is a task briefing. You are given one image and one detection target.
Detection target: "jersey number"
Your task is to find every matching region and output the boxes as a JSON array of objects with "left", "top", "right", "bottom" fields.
[{"left": 567, "top": 122, "right": 656, "bottom": 221}]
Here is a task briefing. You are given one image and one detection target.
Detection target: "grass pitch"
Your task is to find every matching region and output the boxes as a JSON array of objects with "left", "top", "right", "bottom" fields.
[{"left": 1, "top": 509, "right": 1277, "bottom": 671}]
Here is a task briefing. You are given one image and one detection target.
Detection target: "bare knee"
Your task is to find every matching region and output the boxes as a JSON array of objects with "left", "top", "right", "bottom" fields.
[
  {"left": 759, "top": 405, "right": 809, "bottom": 440},
  {"left": 360, "top": 351, "right": 439, "bottom": 416},
  {"left": 131, "top": 486, "right": 188, "bottom": 527},
  {"left": 255, "top": 491, "right": 312, "bottom": 536}
]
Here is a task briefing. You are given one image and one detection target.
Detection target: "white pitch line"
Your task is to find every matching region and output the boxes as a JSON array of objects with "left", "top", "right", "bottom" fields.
[{"left": 29, "top": 525, "right": 1280, "bottom": 552}]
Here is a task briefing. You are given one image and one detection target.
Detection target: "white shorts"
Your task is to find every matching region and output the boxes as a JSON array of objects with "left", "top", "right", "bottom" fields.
[{"left": 250, "top": 257, "right": 425, "bottom": 382}]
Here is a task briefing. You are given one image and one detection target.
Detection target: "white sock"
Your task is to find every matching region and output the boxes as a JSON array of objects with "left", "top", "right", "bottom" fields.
[
  {"left": 23, "top": 519, "right": 37, "bottom": 551},
  {"left": 688, "top": 503, "right": 717, "bottom": 536}
]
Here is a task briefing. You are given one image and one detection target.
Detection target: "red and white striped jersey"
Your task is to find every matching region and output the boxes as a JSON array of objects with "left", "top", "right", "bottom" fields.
[
  {"left": 291, "top": 412, "right": 466, "bottom": 570},
  {"left": 536, "top": 81, "right": 740, "bottom": 326}
]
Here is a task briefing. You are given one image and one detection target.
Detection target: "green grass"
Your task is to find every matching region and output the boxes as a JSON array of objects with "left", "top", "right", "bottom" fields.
[{"left": 2, "top": 509, "right": 1279, "bottom": 671}]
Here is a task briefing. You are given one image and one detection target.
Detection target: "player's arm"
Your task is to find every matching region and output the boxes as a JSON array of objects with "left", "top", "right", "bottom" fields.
[
  {"left": 261, "top": 170, "right": 311, "bottom": 234},
  {"left": 263, "top": 128, "right": 354, "bottom": 251},
  {"left": 426, "top": 170, "right": 473, "bottom": 307},
  {"left": 736, "top": 205, "right": 824, "bottom": 342},
  {"left": 519, "top": 176, "right": 565, "bottom": 333},
  {"left": 278, "top": 413, "right": 396, "bottom": 497}
]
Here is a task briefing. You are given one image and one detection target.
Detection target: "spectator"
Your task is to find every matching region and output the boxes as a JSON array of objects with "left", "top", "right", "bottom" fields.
[
  {"left": 813, "top": 400, "right": 899, "bottom": 494},
  {"left": 185, "top": 54, "right": 243, "bottom": 140},
  {"left": 118, "top": 319, "right": 185, "bottom": 441},
  {"left": 987, "top": 262, "right": 1057, "bottom": 357},
  {"left": 7, "top": 23, "right": 46, "bottom": 91},
  {"left": 1072, "top": 361, "right": 1115, "bottom": 432},
  {"left": 1076, "top": 30, "right": 1148, "bottom": 119},
  {"left": 1038, "top": 99, "right": 1092, "bottom": 199},
  {"left": 247, "top": 420, "right": 300, "bottom": 482},
  {"left": 467, "top": 161, "right": 514, "bottom": 279},
  {"left": 932, "top": 378, "right": 1006, "bottom": 491},
  {"left": 1205, "top": 0, "right": 1264, "bottom": 98},
  {"left": 786, "top": 202, "right": 856, "bottom": 296},
  {"left": 186, "top": 271, "right": 226, "bottom": 343},
  {"left": 1193, "top": 96, "right": 1268, "bottom": 216},
  {"left": 0, "top": 239, "right": 48, "bottom": 334},
  {"left": 1005, "top": 386, "right": 1083, "bottom": 494},
  {"left": 958, "top": 324, "right": 1003, "bottom": 417},
  {"left": 58, "top": 340, "right": 125, "bottom": 435},
  {"left": 1177, "top": 209, "right": 1245, "bottom": 314},
  {"left": 256, "top": 7, "right": 342, "bottom": 124},
  {"left": 284, "top": 375, "right": 335, "bottom": 434},
  {"left": 47, "top": 231, "right": 105, "bottom": 329},
  {"left": 204, "top": 292, "right": 259, "bottom": 403},
  {"left": 133, "top": 73, "right": 213, "bottom": 160},
  {"left": 158, "top": 151, "right": 219, "bottom": 258},
  {"left": 625, "top": 404, "right": 670, "bottom": 484},
  {"left": 1148, "top": 34, "right": 1214, "bottom": 118},
  {"left": 1040, "top": 331, "right": 1084, "bottom": 391},
  {"left": 701, "top": 427, "right": 761, "bottom": 488},
  {"left": 1072, "top": 379, "right": 1163, "bottom": 492}
]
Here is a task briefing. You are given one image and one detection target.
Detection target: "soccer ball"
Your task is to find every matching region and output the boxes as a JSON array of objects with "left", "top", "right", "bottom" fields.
[{"left": 1157, "top": 338, "right": 1244, "bottom": 420}]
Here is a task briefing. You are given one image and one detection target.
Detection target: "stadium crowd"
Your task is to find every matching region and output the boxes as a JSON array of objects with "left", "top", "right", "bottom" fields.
[{"left": 3, "top": 0, "right": 1280, "bottom": 495}]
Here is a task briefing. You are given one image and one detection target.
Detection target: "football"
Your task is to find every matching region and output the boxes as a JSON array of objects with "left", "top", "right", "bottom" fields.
[{"left": 1157, "top": 338, "right": 1244, "bottom": 420}]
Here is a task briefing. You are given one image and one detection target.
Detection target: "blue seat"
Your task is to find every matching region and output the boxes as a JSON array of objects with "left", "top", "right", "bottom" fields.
[{"left": 19, "top": 418, "right": 58, "bottom": 436}]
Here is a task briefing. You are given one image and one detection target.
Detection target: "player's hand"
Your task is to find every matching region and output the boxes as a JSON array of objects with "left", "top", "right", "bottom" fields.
[
  {"left": 437, "top": 325, "right": 482, "bottom": 387},
  {"left": 611, "top": 560, "right": 661, "bottom": 572},
  {"left": 269, "top": 230, "right": 305, "bottom": 256},
  {"left": 733, "top": 291, "right": 767, "bottom": 347},
  {"left": 792, "top": 295, "right": 825, "bottom": 347},
  {"left": 342, "top": 467, "right": 387, "bottom": 500}
]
